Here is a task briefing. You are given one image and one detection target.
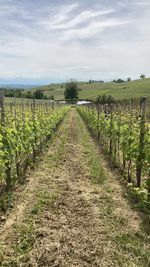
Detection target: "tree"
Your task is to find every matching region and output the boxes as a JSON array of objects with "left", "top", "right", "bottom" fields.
[
  {"left": 107, "top": 95, "right": 115, "bottom": 104},
  {"left": 33, "top": 89, "right": 44, "bottom": 99},
  {"left": 96, "top": 94, "right": 114, "bottom": 104},
  {"left": 64, "top": 80, "right": 78, "bottom": 102},
  {"left": 115, "top": 79, "right": 125, "bottom": 83},
  {"left": 26, "top": 91, "right": 33, "bottom": 99},
  {"left": 140, "top": 74, "right": 145, "bottom": 79},
  {"left": 127, "top": 77, "right": 131, "bottom": 82}
]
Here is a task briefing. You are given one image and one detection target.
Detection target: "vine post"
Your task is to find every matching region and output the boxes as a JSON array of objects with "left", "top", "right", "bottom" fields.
[
  {"left": 32, "top": 97, "right": 37, "bottom": 161},
  {"left": 136, "top": 96, "right": 147, "bottom": 187},
  {"left": 0, "top": 92, "right": 11, "bottom": 189},
  {"left": 109, "top": 104, "right": 113, "bottom": 158},
  {"left": 0, "top": 91, "right": 5, "bottom": 125},
  {"left": 52, "top": 101, "right": 54, "bottom": 110},
  {"left": 97, "top": 104, "right": 100, "bottom": 142},
  {"left": 127, "top": 99, "right": 134, "bottom": 183}
]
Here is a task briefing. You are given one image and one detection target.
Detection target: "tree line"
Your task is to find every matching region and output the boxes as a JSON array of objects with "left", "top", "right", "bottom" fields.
[{"left": 0, "top": 88, "right": 54, "bottom": 100}]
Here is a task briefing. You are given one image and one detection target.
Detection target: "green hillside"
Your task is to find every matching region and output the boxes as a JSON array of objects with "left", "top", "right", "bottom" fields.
[{"left": 32, "top": 78, "right": 150, "bottom": 101}]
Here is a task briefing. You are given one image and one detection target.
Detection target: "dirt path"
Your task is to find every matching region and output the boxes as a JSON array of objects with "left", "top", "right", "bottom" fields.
[{"left": 0, "top": 109, "right": 150, "bottom": 267}]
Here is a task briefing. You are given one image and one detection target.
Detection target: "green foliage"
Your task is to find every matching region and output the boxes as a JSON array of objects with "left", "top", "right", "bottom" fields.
[
  {"left": 0, "top": 105, "right": 69, "bottom": 190},
  {"left": 64, "top": 80, "right": 79, "bottom": 101},
  {"left": 0, "top": 192, "right": 14, "bottom": 211},
  {"left": 15, "top": 222, "right": 36, "bottom": 255},
  {"left": 140, "top": 74, "right": 146, "bottom": 79},
  {"left": 31, "top": 191, "right": 57, "bottom": 214},
  {"left": 25, "top": 91, "right": 33, "bottom": 99},
  {"left": 96, "top": 94, "right": 115, "bottom": 104},
  {"left": 114, "top": 79, "right": 125, "bottom": 83},
  {"left": 0, "top": 88, "right": 24, "bottom": 98},
  {"left": 33, "top": 89, "right": 44, "bottom": 99},
  {"left": 77, "top": 105, "right": 150, "bottom": 205}
]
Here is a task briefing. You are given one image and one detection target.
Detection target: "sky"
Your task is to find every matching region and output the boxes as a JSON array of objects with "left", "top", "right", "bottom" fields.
[{"left": 0, "top": 0, "right": 150, "bottom": 84}]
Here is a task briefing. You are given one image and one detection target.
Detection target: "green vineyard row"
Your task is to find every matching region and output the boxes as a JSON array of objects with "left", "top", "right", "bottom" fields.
[
  {"left": 0, "top": 102, "right": 69, "bottom": 190},
  {"left": 77, "top": 104, "right": 150, "bottom": 207}
]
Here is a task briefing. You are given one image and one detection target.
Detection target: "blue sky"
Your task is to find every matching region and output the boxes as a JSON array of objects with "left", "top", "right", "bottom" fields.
[{"left": 0, "top": 0, "right": 150, "bottom": 84}]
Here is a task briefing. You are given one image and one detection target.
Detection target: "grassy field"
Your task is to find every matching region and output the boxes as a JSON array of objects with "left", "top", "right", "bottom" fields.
[{"left": 31, "top": 78, "right": 150, "bottom": 100}]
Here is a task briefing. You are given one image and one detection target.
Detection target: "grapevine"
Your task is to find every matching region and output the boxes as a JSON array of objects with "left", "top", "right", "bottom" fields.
[
  {"left": 77, "top": 101, "right": 150, "bottom": 203},
  {"left": 0, "top": 98, "right": 69, "bottom": 189}
]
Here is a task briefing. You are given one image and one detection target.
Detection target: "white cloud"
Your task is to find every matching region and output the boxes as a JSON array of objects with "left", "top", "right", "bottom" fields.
[
  {"left": 133, "top": 1, "right": 150, "bottom": 5},
  {"left": 48, "top": 9, "right": 115, "bottom": 30},
  {"left": 62, "top": 19, "right": 131, "bottom": 41},
  {"left": 39, "top": 3, "right": 79, "bottom": 29},
  {"left": 0, "top": 0, "right": 150, "bottom": 82}
]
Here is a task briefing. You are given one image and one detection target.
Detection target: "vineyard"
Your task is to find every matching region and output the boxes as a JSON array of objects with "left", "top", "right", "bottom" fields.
[
  {"left": 0, "top": 97, "right": 150, "bottom": 266},
  {"left": 1, "top": 95, "right": 150, "bottom": 208},
  {"left": 77, "top": 98, "right": 150, "bottom": 207},
  {"left": 0, "top": 93, "right": 69, "bottom": 192}
]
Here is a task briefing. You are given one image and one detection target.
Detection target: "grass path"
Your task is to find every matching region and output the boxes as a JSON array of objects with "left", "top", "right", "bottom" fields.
[{"left": 0, "top": 108, "right": 150, "bottom": 266}]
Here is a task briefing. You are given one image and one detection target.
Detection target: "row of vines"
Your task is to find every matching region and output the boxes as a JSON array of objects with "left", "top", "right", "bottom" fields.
[
  {"left": 0, "top": 93, "right": 69, "bottom": 191},
  {"left": 77, "top": 98, "right": 150, "bottom": 205}
]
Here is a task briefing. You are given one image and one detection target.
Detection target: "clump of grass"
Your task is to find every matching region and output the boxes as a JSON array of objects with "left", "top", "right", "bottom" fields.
[
  {"left": 31, "top": 191, "right": 58, "bottom": 214},
  {"left": 79, "top": 126, "right": 106, "bottom": 183},
  {"left": 75, "top": 113, "right": 106, "bottom": 184},
  {"left": 88, "top": 147, "right": 106, "bottom": 184},
  {"left": 1, "top": 191, "right": 58, "bottom": 266},
  {"left": 0, "top": 257, "right": 18, "bottom": 267},
  {"left": 113, "top": 232, "right": 150, "bottom": 266},
  {"left": 0, "top": 192, "right": 14, "bottom": 212},
  {"left": 15, "top": 221, "right": 36, "bottom": 255},
  {"left": 0, "top": 220, "right": 36, "bottom": 266}
]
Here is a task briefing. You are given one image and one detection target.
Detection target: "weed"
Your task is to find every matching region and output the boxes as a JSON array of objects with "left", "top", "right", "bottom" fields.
[{"left": 31, "top": 191, "right": 58, "bottom": 214}]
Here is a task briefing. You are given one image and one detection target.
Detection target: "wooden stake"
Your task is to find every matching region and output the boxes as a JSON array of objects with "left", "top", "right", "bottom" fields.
[
  {"left": 136, "top": 96, "right": 147, "bottom": 187},
  {"left": 0, "top": 91, "right": 5, "bottom": 125}
]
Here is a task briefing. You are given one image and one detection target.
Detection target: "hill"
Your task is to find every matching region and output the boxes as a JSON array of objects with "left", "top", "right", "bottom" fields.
[{"left": 30, "top": 78, "right": 150, "bottom": 101}]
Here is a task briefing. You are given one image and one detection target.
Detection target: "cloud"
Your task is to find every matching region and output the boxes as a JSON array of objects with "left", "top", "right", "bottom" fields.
[
  {"left": 133, "top": 1, "right": 150, "bottom": 5},
  {"left": 62, "top": 18, "right": 131, "bottom": 41},
  {"left": 0, "top": 0, "right": 150, "bottom": 83},
  {"left": 37, "top": 3, "right": 79, "bottom": 30},
  {"left": 48, "top": 9, "right": 115, "bottom": 30}
]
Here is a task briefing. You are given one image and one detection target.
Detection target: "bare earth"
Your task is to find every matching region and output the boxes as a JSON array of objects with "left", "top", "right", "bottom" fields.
[{"left": 0, "top": 109, "right": 150, "bottom": 267}]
